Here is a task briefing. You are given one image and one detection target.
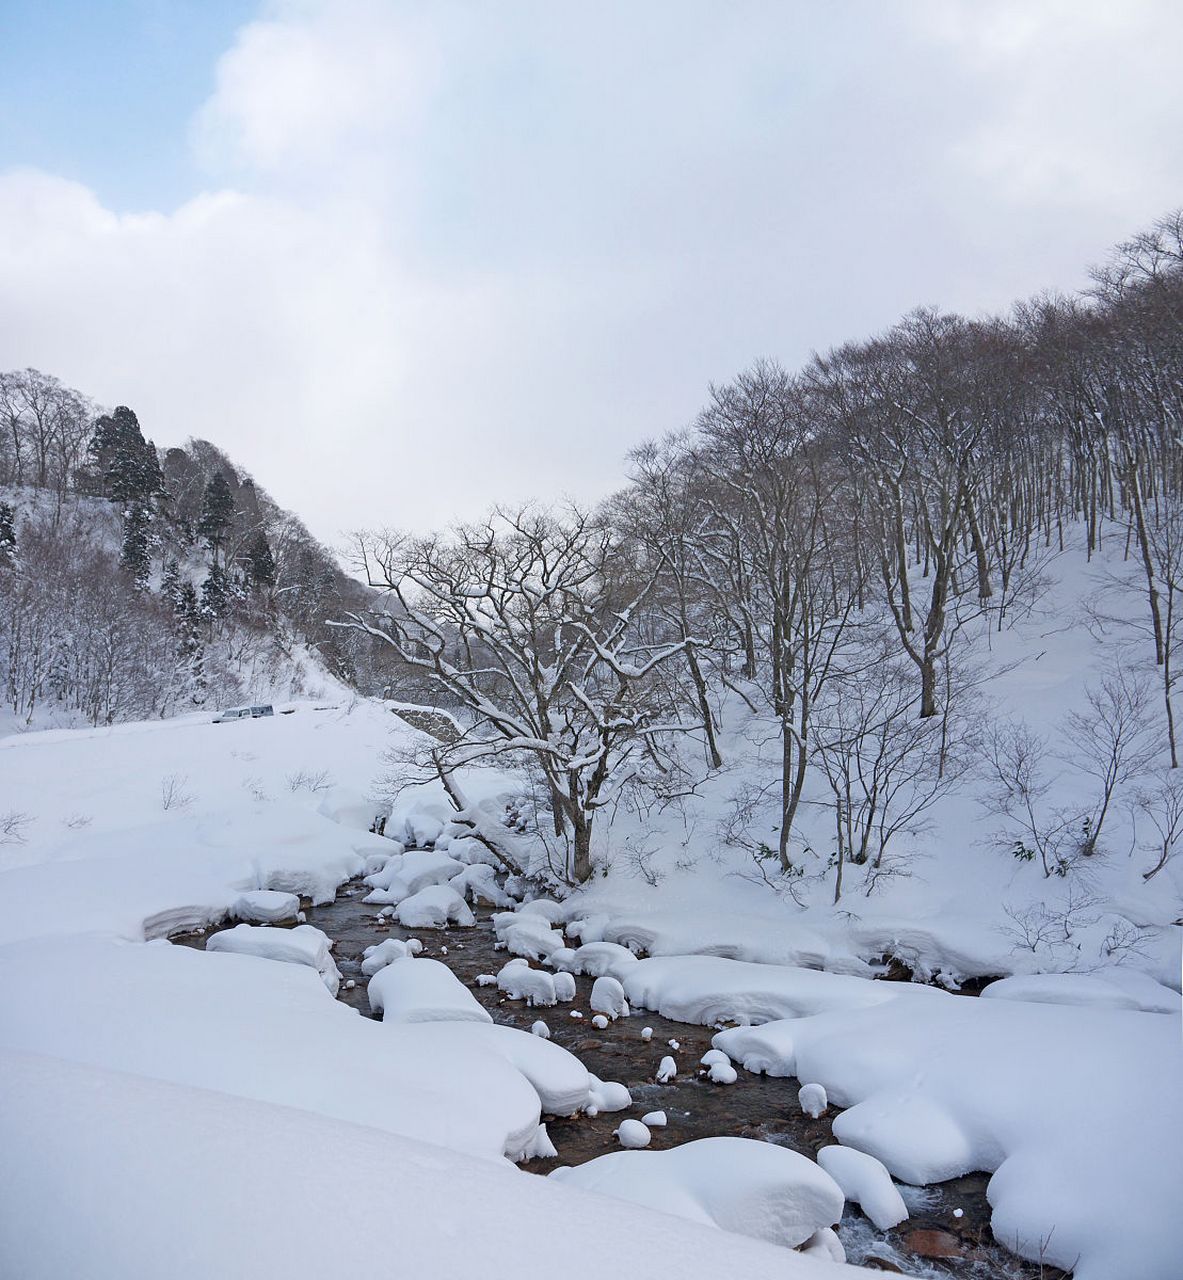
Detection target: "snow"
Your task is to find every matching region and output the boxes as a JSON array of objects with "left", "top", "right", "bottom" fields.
[
  {"left": 615, "top": 1118, "right": 651, "bottom": 1148},
  {"left": 643, "top": 1110, "right": 668, "bottom": 1126},
  {"left": 314, "top": 786, "right": 379, "bottom": 832},
  {"left": 816, "top": 1146, "right": 908, "bottom": 1231},
  {"left": 394, "top": 883, "right": 475, "bottom": 928},
  {"left": 715, "top": 990, "right": 1183, "bottom": 1279},
  {"left": 206, "top": 923, "right": 342, "bottom": 995},
  {"left": 0, "top": 1050, "right": 862, "bottom": 1280},
  {"left": 592, "top": 1014, "right": 609, "bottom": 1028},
  {"left": 551, "top": 1137, "right": 845, "bottom": 1251},
  {"left": 0, "top": 934, "right": 542, "bottom": 1161},
  {"left": 518, "top": 897, "right": 566, "bottom": 923},
  {"left": 799, "top": 1083, "right": 828, "bottom": 1118},
  {"left": 551, "top": 970, "right": 577, "bottom": 1001},
  {"left": 623, "top": 954, "right": 939, "bottom": 1026},
  {"left": 360, "top": 936, "right": 411, "bottom": 976},
  {"left": 451, "top": 861, "right": 515, "bottom": 907},
  {"left": 566, "top": 940, "right": 639, "bottom": 978},
  {"left": 590, "top": 974, "right": 628, "bottom": 1018},
  {"left": 363, "top": 849, "right": 466, "bottom": 905},
  {"left": 493, "top": 910, "right": 568, "bottom": 960},
  {"left": 231, "top": 888, "right": 301, "bottom": 923},
  {"left": 707, "top": 1060, "right": 738, "bottom": 1085},
  {"left": 531, "top": 1020, "right": 550, "bottom": 1038},
  {"left": 587, "top": 1075, "right": 632, "bottom": 1112},
  {"left": 980, "top": 971, "right": 1180, "bottom": 1013},
  {"left": 497, "top": 961, "right": 558, "bottom": 1007},
  {"left": 0, "top": 801, "right": 383, "bottom": 947},
  {"left": 656, "top": 1055, "right": 677, "bottom": 1083},
  {"left": 368, "top": 956, "right": 492, "bottom": 1025}
]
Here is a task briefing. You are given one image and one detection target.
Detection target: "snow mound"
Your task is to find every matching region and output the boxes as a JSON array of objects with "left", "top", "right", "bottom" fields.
[
  {"left": 569, "top": 941, "right": 639, "bottom": 978},
  {"left": 493, "top": 911, "right": 568, "bottom": 961},
  {"left": 206, "top": 923, "right": 341, "bottom": 994},
  {"left": 615, "top": 1119, "right": 651, "bottom": 1148},
  {"left": 360, "top": 937, "right": 411, "bottom": 977},
  {"left": 231, "top": 889, "right": 301, "bottom": 924},
  {"left": 497, "top": 961, "right": 558, "bottom": 1007},
  {"left": 656, "top": 1056, "right": 677, "bottom": 1083},
  {"left": 364, "top": 851, "right": 465, "bottom": 905},
  {"left": 368, "top": 956, "right": 492, "bottom": 1025},
  {"left": 518, "top": 898, "right": 566, "bottom": 924},
  {"left": 552, "top": 971, "right": 576, "bottom": 1002},
  {"left": 590, "top": 975, "right": 628, "bottom": 1019},
  {"left": 816, "top": 1145, "right": 907, "bottom": 1231},
  {"left": 395, "top": 884, "right": 475, "bottom": 929},
  {"left": 799, "top": 1083, "right": 828, "bottom": 1118},
  {"left": 450, "top": 862, "right": 514, "bottom": 907},
  {"left": 587, "top": 1075, "right": 631, "bottom": 1112},
  {"left": 551, "top": 1136, "right": 844, "bottom": 1251}
]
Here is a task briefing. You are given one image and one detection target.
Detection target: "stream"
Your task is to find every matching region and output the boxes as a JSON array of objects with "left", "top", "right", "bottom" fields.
[{"left": 176, "top": 878, "right": 1069, "bottom": 1279}]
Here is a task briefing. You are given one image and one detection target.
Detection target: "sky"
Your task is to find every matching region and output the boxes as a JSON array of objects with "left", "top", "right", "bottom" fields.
[{"left": 1, "top": 0, "right": 1181, "bottom": 547}]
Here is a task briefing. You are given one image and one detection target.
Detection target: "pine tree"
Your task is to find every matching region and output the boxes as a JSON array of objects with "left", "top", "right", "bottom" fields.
[
  {"left": 0, "top": 502, "right": 15, "bottom": 567},
  {"left": 244, "top": 530, "right": 277, "bottom": 593},
  {"left": 198, "top": 473, "right": 236, "bottom": 563},
  {"left": 160, "top": 558, "right": 184, "bottom": 609},
  {"left": 120, "top": 507, "right": 151, "bottom": 588}
]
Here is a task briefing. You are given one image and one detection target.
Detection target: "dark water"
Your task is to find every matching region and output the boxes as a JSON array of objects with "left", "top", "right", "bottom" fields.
[{"left": 177, "top": 880, "right": 1068, "bottom": 1279}]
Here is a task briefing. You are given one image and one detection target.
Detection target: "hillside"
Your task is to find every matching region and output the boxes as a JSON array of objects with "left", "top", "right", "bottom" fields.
[{"left": 0, "top": 371, "right": 399, "bottom": 733}]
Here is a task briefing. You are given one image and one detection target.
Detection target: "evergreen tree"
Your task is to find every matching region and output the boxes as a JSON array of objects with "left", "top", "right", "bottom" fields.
[
  {"left": 244, "top": 530, "right": 277, "bottom": 593},
  {"left": 89, "top": 406, "right": 163, "bottom": 586},
  {"left": 198, "top": 473, "right": 236, "bottom": 563},
  {"left": 160, "top": 558, "right": 184, "bottom": 609},
  {"left": 200, "top": 563, "right": 231, "bottom": 620},
  {"left": 0, "top": 502, "right": 15, "bottom": 567}
]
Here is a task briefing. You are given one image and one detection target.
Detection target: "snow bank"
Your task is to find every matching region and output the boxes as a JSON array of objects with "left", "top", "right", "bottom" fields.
[
  {"left": 0, "top": 935, "right": 539, "bottom": 1161},
  {"left": 315, "top": 787, "right": 379, "bottom": 832},
  {"left": 0, "top": 802, "right": 382, "bottom": 947},
  {"left": 551, "top": 1137, "right": 844, "bottom": 1250},
  {"left": 369, "top": 956, "right": 492, "bottom": 1025},
  {"left": 623, "top": 954, "right": 939, "bottom": 1026},
  {"left": 0, "top": 1049, "right": 862, "bottom": 1280},
  {"left": 567, "top": 940, "right": 638, "bottom": 978},
  {"left": 980, "top": 971, "right": 1180, "bottom": 1014},
  {"left": 206, "top": 923, "right": 341, "bottom": 994},
  {"left": 451, "top": 862, "right": 514, "bottom": 907},
  {"left": 716, "top": 992, "right": 1183, "bottom": 1279},
  {"left": 394, "top": 883, "right": 475, "bottom": 928}
]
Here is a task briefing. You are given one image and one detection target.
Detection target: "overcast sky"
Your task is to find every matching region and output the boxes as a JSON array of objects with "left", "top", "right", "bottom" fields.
[{"left": 2, "top": 1, "right": 1181, "bottom": 545}]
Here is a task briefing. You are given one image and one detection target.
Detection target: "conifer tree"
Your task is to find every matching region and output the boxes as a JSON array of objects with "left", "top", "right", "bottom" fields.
[
  {"left": 244, "top": 530, "right": 277, "bottom": 593},
  {"left": 200, "top": 562, "right": 231, "bottom": 620},
  {"left": 198, "top": 473, "right": 236, "bottom": 563}
]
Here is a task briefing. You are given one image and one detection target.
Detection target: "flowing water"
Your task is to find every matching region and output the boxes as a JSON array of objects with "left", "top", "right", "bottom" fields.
[{"left": 176, "top": 879, "right": 1069, "bottom": 1279}]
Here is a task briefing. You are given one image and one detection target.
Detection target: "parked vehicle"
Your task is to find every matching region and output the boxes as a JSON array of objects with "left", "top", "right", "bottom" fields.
[{"left": 212, "top": 704, "right": 275, "bottom": 723}]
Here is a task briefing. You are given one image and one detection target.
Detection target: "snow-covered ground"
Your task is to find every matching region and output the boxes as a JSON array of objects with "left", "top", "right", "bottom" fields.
[{"left": 1, "top": 531, "right": 1181, "bottom": 1277}]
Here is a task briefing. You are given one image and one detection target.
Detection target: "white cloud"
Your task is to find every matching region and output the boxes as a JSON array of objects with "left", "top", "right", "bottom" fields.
[{"left": 2, "top": 1, "right": 1182, "bottom": 544}]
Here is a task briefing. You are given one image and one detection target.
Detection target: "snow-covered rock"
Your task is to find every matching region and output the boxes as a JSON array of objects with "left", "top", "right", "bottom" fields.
[
  {"left": 980, "top": 972, "right": 1180, "bottom": 1014},
  {"left": 550, "top": 1137, "right": 844, "bottom": 1251},
  {"left": 707, "top": 1060, "right": 737, "bottom": 1085},
  {"left": 493, "top": 911, "right": 567, "bottom": 961},
  {"left": 518, "top": 898, "right": 566, "bottom": 924},
  {"left": 587, "top": 1075, "right": 631, "bottom": 1112},
  {"left": 450, "top": 862, "right": 514, "bottom": 908},
  {"left": 642, "top": 1110, "right": 667, "bottom": 1127},
  {"left": 368, "top": 957, "right": 492, "bottom": 1025},
  {"left": 531, "top": 1020, "right": 550, "bottom": 1039},
  {"left": 656, "top": 1056, "right": 676, "bottom": 1083},
  {"left": 363, "top": 850, "right": 465, "bottom": 905},
  {"left": 206, "top": 923, "right": 341, "bottom": 994},
  {"left": 615, "top": 1119, "right": 651, "bottom": 1148},
  {"left": 816, "top": 1145, "right": 907, "bottom": 1231},
  {"left": 395, "top": 884, "right": 475, "bottom": 929},
  {"left": 360, "top": 937, "right": 411, "bottom": 977},
  {"left": 569, "top": 941, "right": 639, "bottom": 979},
  {"left": 315, "top": 787, "right": 379, "bottom": 833},
  {"left": 231, "top": 889, "right": 301, "bottom": 924},
  {"left": 798, "top": 1083, "right": 828, "bottom": 1118},
  {"left": 497, "top": 962, "right": 558, "bottom": 1008},
  {"left": 551, "top": 971, "right": 577, "bottom": 1002},
  {"left": 590, "top": 975, "right": 628, "bottom": 1019}
]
